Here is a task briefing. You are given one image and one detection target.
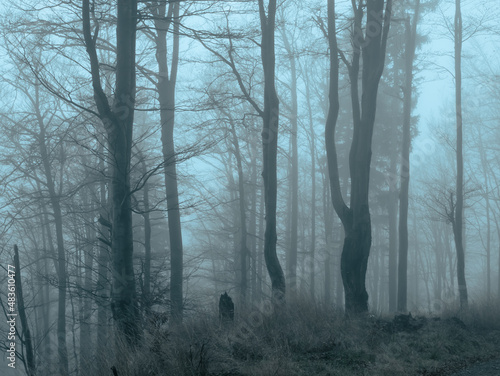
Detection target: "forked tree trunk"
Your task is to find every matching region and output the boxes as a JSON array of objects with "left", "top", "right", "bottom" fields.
[
  {"left": 82, "top": 0, "right": 141, "bottom": 343},
  {"left": 325, "top": 0, "right": 392, "bottom": 314}
]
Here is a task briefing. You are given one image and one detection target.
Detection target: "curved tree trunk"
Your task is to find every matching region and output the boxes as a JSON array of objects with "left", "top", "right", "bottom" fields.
[{"left": 259, "top": 0, "right": 286, "bottom": 303}]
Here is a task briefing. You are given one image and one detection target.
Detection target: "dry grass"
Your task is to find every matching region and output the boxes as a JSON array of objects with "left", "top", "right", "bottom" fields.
[{"left": 92, "top": 299, "right": 500, "bottom": 376}]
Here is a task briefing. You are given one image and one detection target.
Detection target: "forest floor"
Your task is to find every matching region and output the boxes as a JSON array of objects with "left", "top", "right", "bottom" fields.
[
  {"left": 448, "top": 358, "right": 500, "bottom": 376},
  {"left": 101, "top": 300, "right": 500, "bottom": 376}
]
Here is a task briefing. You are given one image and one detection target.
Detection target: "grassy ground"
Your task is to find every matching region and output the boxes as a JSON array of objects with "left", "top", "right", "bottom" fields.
[{"left": 100, "top": 299, "right": 500, "bottom": 376}]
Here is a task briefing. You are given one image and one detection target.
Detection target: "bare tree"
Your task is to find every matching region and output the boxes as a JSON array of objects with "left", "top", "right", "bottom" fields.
[
  {"left": 325, "top": 0, "right": 392, "bottom": 314},
  {"left": 82, "top": 0, "right": 141, "bottom": 343}
]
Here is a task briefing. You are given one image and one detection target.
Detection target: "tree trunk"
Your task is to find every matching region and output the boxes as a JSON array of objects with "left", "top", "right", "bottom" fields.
[
  {"left": 250, "top": 139, "right": 258, "bottom": 303},
  {"left": 80, "top": 193, "right": 94, "bottom": 372},
  {"left": 304, "top": 66, "right": 317, "bottom": 299},
  {"left": 227, "top": 113, "right": 249, "bottom": 304},
  {"left": 34, "top": 85, "right": 68, "bottom": 374},
  {"left": 153, "top": 1, "right": 184, "bottom": 323},
  {"left": 281, "top": 26, "right": 299, "bottom": 298},
  {"left": 82, "top": 0, "right": 141, "bottom": 343},
  {"left": 398, "top": 0, "right": 420, "bottom": 313},
  {"left": 13, "top": 245, "right": 36, "bottom": 376},
  {"left": 325, "top": 0, "right": 392, "bottom": 315},
  {"left": 96, "top": 140, "right": 110, "bottom": 358},
  {"left": 453, "top": 0, "right": 468, "bottom": 309},
  {"left": 140, "top": 155, "right": 152, "bottom": 315},
  {"left": 259, "top": 0, "right": 286, "bottom": 303},
  {"left": 388, "top": 161, "right": 398, "bottom": 312}
]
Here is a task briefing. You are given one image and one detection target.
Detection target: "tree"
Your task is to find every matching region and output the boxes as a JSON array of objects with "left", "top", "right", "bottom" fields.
[
  {"left": 82, "top": 0, "right": 141, "bottom": 343},
  {"left": 398, "top": 0, "right": 421, "bottom": 313},
  {"left": 325, "top": 0, "right": 392, "bottom": 314},
  {"left": 148, "top": 0, "right": 184, "bottom": 323},
  {"left": 452, "top": 0, "right": 468, "bottom": 309},
  {"left": 259, "top": 0, "right": 287, "bottom": 303}
]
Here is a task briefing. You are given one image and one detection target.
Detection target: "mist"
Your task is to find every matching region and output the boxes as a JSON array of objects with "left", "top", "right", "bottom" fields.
[{"left": 0, "top": 0, "right": 499, "bottom": 375}]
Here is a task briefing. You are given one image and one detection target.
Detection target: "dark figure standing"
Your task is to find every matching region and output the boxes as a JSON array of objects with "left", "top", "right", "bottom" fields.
[{"left": 219, "top": 292, "right": 234, "bottom": 323}]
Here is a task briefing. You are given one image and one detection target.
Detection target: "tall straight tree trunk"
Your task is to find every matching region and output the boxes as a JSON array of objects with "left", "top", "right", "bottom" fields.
[
  {"left": 388, "top": 158, "right": 398, "bottom": 312},
  {"left": 325, "top": 0, "right": 392, "bottom": 314},
  {"left": 34, "top": 84, "right": 68, "bottom": 374},
  {"left": 152, "top": 1, "right": 183, "bottom": 323},
  {"left": 250, "top": 139, "right": 258, "bottom": 303},
  {"left": 453, "top": 0, "right": 468, "bottom": 309},
  {"left": 80, "top": 192, "right": 94, "bottom": 372},
  {"left": 83, "top": 0, "right": 141, "bottom": 343},
  {"left": 258, "top": 0, "right": 286, "bottom": 303},
  {"left": 225, "top": 112, "right": 249, "bottom": 304},
  {"left": 281, "top": 27, "right": 298, "bottom": 297},
  {"left": 96, "top": 139, "right": 110, "bottom": 359},
  {"left": 398, "top": 0, "right": 420, "bottom": 313},
  {"left": 305, "top": 67, "right": 317, "bottom": 298},
  {"left": 478, "top": 129, "right": 491, "bottom": 299},
  {"left": 140, "top": 155, "right": 152, "bottom": 315}
]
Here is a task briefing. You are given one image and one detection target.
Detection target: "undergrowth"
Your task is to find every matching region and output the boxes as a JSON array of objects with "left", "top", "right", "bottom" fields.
[{"left": 93, "top": 299, "right": 500, "bottom": 376}]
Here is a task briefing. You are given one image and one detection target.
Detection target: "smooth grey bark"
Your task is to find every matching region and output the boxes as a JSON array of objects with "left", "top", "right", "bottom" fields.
[
  {"left": 478, "top": 129, "right": 491, "bottom": 299},
  {"left": 388, "top": 160, "right": 398, "bottom": 312},
  {"left": 398, "top": 0, "right": 420, "bottom": 313},
  {"left": 304, "top": 66, "right": 317, "bottom": 298},
  {"left": 325, "top": 0, "right": 392, "bottom": 314},
  {"left": 82, "top": 0, "right": 141, "bottom": 343},
  {"left": 281, "top": 26, "right": 299, "bottom": 297},
  {"left": 259, "top": 0, "right": 286, "bottom": 303},
  {"left": 250, "top": 139, "right": 258, "bottom": 303},
  {"left": 452, "top": 0, "right": 468, "bottom": 309},
  {"left": 151, "top": 1, "right": 184, "bottom": 323},
  {"left": 141, "top": 156, "right": 152, "bottom": 315}
]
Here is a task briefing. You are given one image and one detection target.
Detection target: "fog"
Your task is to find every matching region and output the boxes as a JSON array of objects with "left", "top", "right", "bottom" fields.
[{"left": 0, "top": 0, "right": 499, "bottom": 375}]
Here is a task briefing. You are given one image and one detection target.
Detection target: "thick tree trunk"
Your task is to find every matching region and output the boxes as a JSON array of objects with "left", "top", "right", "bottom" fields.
[
  {"left": 325, "top": 0, "right": 392, "bottom": 315},
  {"left": 259, "top": 0, "right": 286, "bottom": 303},
  {"left": 82, "top": 0, "right": 141, "bottom": 343}
]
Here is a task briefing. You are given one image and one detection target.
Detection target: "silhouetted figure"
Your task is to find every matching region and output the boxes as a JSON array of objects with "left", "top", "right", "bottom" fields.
[{"left": 219, "top": 292, "right": 234, "bottom": 323}]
